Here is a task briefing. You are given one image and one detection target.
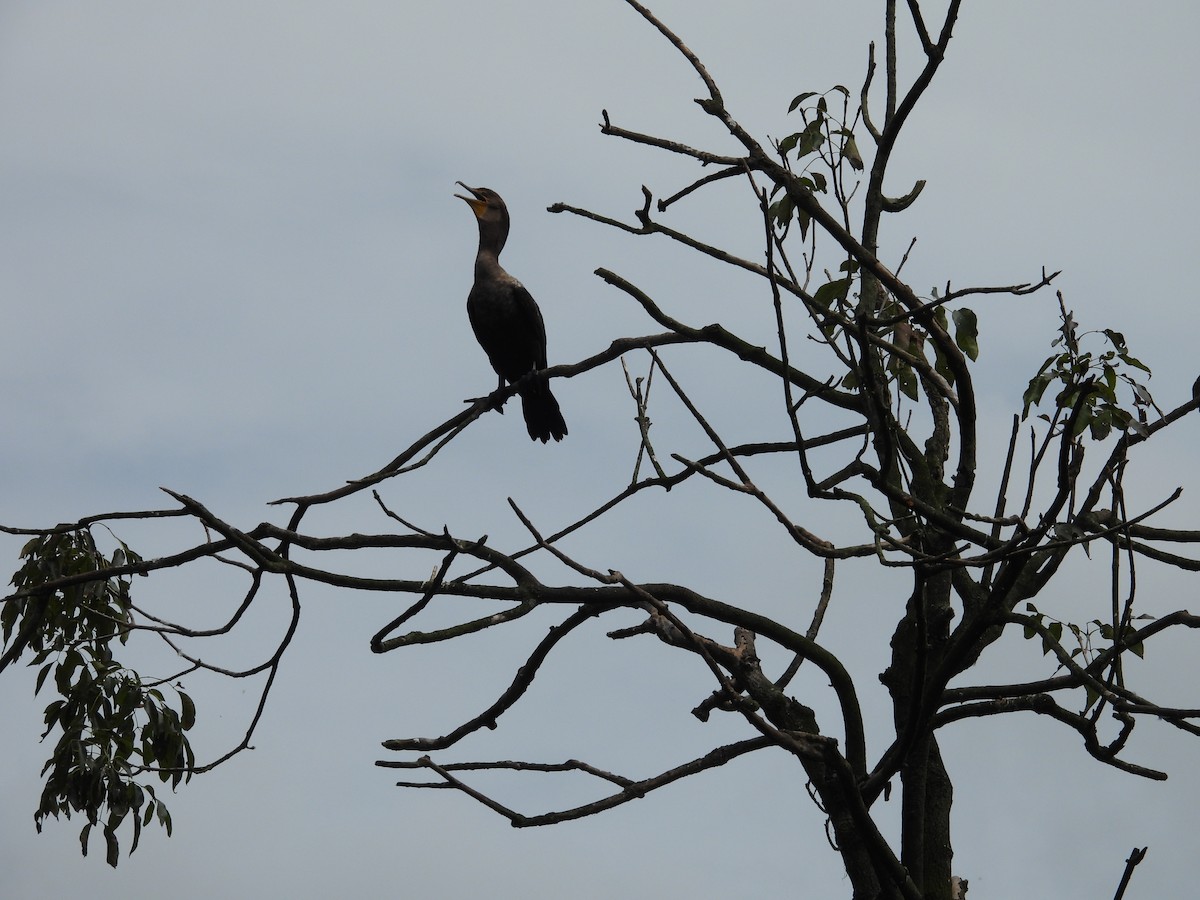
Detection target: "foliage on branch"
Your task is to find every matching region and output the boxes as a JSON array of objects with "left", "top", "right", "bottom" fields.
[
  {"left": 1024, "top": 292, "right": 1158, "bottom": 440},
  {"left": 3, "top": 529, "right": 193, "bottom": 866}
]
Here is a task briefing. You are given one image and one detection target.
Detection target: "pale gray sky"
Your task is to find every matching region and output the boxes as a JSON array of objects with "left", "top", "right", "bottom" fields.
[{"left": 3, "top": 2, "right": 1199, "bottom": 897}]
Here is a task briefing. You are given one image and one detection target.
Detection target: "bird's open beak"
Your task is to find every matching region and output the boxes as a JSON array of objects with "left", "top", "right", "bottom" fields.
[{"left": 454, "top": 181, "right": 486, "bottom": 217}]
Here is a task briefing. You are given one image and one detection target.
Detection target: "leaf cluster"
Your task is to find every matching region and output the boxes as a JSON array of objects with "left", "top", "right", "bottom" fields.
[
  {"left": 1023, "top": 302, "right": 1155, "bottom": 441},
  {"left": 769, "top": 86, "right": 862, "bottom": 238},
  {"left": 4, "top": 529, "right": 194, "bottom": 866},
  {"left": 1023, "top": 601, "right": 1148, "bottom": 666},
  {"left": 781, "top": 86, "right": 864, "bottom": 173},
  {"left": 1022, "top": 601, "right": 1153, "bottom": 714}
]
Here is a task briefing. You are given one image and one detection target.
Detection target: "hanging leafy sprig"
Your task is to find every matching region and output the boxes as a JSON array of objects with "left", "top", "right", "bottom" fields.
[{"left": 4, "top": 529, "right": 195, "bottom": 867}]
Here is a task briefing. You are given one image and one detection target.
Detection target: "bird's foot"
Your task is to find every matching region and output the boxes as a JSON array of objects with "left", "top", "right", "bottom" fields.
[{"left": 465, "top": 392, "right": 507, "bottom": 414}]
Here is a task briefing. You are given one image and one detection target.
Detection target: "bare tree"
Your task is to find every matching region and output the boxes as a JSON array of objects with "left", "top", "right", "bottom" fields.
[{"left": 3, "top": 2, "right": 1197, "bottom": 896}]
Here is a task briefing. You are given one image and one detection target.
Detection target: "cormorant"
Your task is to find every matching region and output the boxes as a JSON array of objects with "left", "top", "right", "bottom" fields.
[{"left": 455, "top": 183, "right": 567, "bottom": 443}]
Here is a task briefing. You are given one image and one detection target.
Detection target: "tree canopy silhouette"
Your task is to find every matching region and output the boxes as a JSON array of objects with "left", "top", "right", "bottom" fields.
[{"left": 3, "top": 2, "right": 1198, "bottom": 896}]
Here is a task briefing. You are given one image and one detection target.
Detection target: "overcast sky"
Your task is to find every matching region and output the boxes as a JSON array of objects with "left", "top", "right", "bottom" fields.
[{"left": 3, "top": 2, "right": 1199, "bottom": 897}]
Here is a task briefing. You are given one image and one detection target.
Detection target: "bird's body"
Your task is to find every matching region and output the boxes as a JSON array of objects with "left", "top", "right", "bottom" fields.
[{"left": 456, "top": 184, "right": 567, "bottom": 443}]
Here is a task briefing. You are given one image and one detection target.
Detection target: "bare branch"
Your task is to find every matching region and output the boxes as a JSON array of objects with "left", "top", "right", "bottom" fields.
[
  {"left": 598, "top": 109, "right": 742, "bottom": 167},
  {"left": 381, "top": 605, "right": 616, "bottom": 753},
  {"left": 594, "top": 267, "right": 861, "bottom": 411},
  {"left": 1112, "top": 847, "right": 1149, "bottom": 900},
  {"left": 931, "top": 694, "right": 1167, "bottom": 780},
  {"left": 385, "top": 738, "right": 772, "bottom": 826}
]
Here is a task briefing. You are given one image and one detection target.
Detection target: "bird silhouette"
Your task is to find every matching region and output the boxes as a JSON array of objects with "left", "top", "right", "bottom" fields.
[{"left": 456, "top": 183, "right": 567, "bottom": 442}]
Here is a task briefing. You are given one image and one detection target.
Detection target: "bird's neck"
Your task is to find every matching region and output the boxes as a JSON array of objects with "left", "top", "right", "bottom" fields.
[
  {"left": 474, "top": 221, "right": 509, "bottom": 279},
  {"left": 474, "top": 247, "right": 506, "bottom": 281}
]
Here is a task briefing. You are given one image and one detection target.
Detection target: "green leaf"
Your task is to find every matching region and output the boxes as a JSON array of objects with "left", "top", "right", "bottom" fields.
[
  {"left": 1070, "top": 405, "right": 1093, "bottom": 438},
  {"left": 1130, "top": 383, "right": 1154, "bottom": 407},
  {"left": 1088, "top": 408, "right": 1112, "bottom": 442},
  {"left": 768, "top": 193, "right": 794, "bottom": 228},
  {"left": 795, "top": 207, "right": 810, "bottom": 240},
  {"left": 158, "top": 802, "right": 173, "bottom": 836},
  {"left": 813, "top": 277, "right": 853, "bottom": 310},
  {"left": 42, "top": 699, "right": 64, "bottom": 734},
  {"left": 791, "top": 118, "right": 825, "bottom": 158},
  {"left": 951, "top": 307, "right": 979, "bottom": 360},
  {"left": 787, "top": 91, "right": 817, "bottom": 113},
  {"left": 1100, "top": 364, "right": 1118, "bottom": 395},
  {"left": 55, "top": 649, "right": 82, "bottom": 695},
  {"left": 104, "top": 825, "right": 120, "bottom": 868},
  {"left": 1120, "top": 352, "right": 1151, "bottom": 374},
  {"left": 1022, "top": 373, "right": 1053, "bottom": 419},
  {"left": 1102, "top": 329, "right": 1127, "bottom": 352},
  {"left": 179, "top": 691, "right": 196, "bottom": 731},
  {"left": 35, "top": 661, "right": 54, "bottom": 695},
  {"left": 843, "top": 135, "right": 864, "bottom": 171}
]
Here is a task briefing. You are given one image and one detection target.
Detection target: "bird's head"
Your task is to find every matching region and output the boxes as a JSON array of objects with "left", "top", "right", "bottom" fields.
[
  {"left": 456, "top": 182, "right": 511, "bottom": 253},
  {"left": 455, "top": 183, "right": 509, "bottom": 226}
]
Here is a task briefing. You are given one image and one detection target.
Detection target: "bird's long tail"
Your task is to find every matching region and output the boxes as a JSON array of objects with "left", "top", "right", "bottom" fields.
[{"left": 519, "top": 376, "right": 567, "bottom": 443}]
